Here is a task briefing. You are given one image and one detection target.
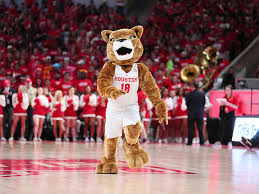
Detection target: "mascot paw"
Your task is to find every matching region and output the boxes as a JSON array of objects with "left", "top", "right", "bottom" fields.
[
  {"left": 123, "top": 141, "right": 149, "bottom": 168},
  {"left": 156, "top": 101, "right": 168, "bottom": 125},
  {"left": 110, "top": 89, "right": 126, "bottom": 100},
  {"left": 96, "top": 162, "right": 118, "bottom": 174},
  {"left": 96, "top": 156, "right": 118, "bottom": 174}
]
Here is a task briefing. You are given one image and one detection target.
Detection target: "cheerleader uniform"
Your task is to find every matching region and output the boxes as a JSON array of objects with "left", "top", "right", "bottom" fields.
[
  {"left": 143, "top": 98, "right": 152, "bottom": 122},
  {"left": 52, "top": 100, "right": 66, "bottom": 120},
  {"left": 172, "top": 96, "right": 187, "bottom": 120},
  {"left": 151, "top": 107, "right": 158, "bottom": 120},
  {"left": 80, "top": 94, "right": 97, "bottom": 118},
  {"left": 204, "top": 96, "right": 212, "bottom": 121},
  {"left": 163, "top": 97, "right": 174, "bottom": 119},
  {"left": 0, "top": 95, "right": 6, "bottom": 117},
  {"left": 32, "top": 95, "right": 50, "bottom": 119},
  {"left": 96, "top": 96, "right": 107, "bottom": 119},
  {"left": 64, "top": 95, "right": 79, "bottom": 119},
  {"left": 12, "top": 93, "right": 29, "bottom": 116}
]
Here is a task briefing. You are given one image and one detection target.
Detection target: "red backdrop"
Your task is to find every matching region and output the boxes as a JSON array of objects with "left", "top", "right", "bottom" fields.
[{"left": 209, "top": 90, "right": 259, "bottom": 118}]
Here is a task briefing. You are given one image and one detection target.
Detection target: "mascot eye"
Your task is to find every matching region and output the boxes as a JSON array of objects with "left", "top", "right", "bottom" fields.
[
  {"left": 129, "top": 35, "right": 136, "bottom": 39},
  {"left": 110, "top": 38, "right": 115, "bottom": 42}
]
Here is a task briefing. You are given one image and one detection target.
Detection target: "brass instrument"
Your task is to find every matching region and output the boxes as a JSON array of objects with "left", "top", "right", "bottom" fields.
[
  {"left": 180, "top": 64, "right": 200, "bottom": 83},
  {"left": 180, "top": 46, "right": 218, "bottom": 89}
]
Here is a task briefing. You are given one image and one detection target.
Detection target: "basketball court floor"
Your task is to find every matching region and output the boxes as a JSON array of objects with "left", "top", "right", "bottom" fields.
[{"left": 0, "top": 141, "right": 258, "bottom": 194}]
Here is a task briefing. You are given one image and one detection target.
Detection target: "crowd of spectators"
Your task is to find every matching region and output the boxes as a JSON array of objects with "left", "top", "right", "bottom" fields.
[{"left": 0, "top": 0, "right": 258, "bottom": 93}]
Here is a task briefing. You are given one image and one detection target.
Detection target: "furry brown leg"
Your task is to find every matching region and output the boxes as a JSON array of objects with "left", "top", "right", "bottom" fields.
[
  {"left": 96, "top": 137, "right": 119, "bottom": 174},
  {"left": 123, "top": 122, "right": 149, "bottom": 168}
]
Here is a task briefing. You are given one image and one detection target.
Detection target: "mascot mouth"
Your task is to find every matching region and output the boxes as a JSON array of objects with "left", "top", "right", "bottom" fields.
[{"left": 116, "top": 47, "right": 133, "bottom": 56}]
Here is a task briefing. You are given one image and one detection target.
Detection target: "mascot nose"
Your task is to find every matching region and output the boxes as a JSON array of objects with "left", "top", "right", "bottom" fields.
[{"left": 117, "top": 39, "right": 126, "bottom": 42}]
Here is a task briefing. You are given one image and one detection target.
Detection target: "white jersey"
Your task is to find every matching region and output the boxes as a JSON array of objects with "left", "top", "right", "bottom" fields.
[{"left": 109, "top": 63, "right": 139, "bottom": 107}]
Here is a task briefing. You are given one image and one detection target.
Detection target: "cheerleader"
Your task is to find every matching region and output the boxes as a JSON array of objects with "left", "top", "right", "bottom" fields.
[
  {"left": 142, "top": 98, "right": 153, "bottom": 143},
  {"left": 95, "top": 95, "right": 107, "bottom": 142},
  {"left": 64, "top": 87, "right": 79, "bottom": 142},
  {"left": 32, "top": 87, "right": 49, "bottom": 142},
  {"left": 10, "top": 85, "right": 29, "bottom": 143},
  {"left": 137, "top": 90, "right": 148, "bottom": 143},
  {"left": 204, "top": 95, "right": 212, "bottom": 144},
  {"left": 151, "top": 106, "right": 159, "bottom": 142},
  {"left": 43, "top": 87, "right": 53, "bottom": 133},
  {"left": 80, "top": 86, "right": 97, "bottom": 142},
  {"left": 173, "top": 87, "right": 188, "bottom": 143},
  {"left": 159, "top": 88, "right": 174, "bottom": 143},
  {"left": 0, "top": 94, "right": 6, "bottom": 141},
  {"left": 169, "top": 90, "right": 176, "bottom": 141},
  {"left": 51, "top": 90, "right": 66, "bottom": 142}
]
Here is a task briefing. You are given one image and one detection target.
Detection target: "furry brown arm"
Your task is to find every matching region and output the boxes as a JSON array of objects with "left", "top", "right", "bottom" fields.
[
  {"left": 138, "top": 63, "right": 168, "bottom": 124},
  {"left": 97, "top": 61, "right": 126, "bottom": 99}
]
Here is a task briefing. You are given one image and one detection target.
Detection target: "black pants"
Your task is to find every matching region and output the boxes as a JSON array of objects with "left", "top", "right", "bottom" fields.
[
  {"left": 3, "top": 106, "right": 13, "bottom": 138},
  {"left": 25, "top": 106, "right": 34, "bottom": 140},
  {"left": 220, "top": 113, "right": 235, "bottom": 145},
  {"left": 187, "top": 118, "right": 204, "bottom": 145}
]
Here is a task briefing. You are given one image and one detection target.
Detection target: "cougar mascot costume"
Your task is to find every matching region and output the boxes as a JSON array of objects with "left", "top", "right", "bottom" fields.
[{"left": 96, "top": 26, "right": 168, "bottom": 174}]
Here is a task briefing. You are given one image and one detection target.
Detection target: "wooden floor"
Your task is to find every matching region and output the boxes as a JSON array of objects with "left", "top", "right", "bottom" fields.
[{"left": 0, "top": 141, "right": 258, "bottom": 194}]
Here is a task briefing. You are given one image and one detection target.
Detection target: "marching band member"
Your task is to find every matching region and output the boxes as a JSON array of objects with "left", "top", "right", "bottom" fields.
[
  {"left": 0, "top": 93, "right": 6, "bottom": 141},
  {"left": 32, "top": 87, "right": 49, "bottom": 142},
  {"left": 80, "top": 86, "right": 97, "bottom": 142},
  {"left": 51, "top": 90, "right": 66, "bottom": 142},
  {"left": 95, "top": 95, "right": 107, "bottom": 142},
  {"left": 10, "top": 85, "right": 29, "bottom": 143},
  {"left": 64, "top": 87, "right": 79, "bottom": 142}
]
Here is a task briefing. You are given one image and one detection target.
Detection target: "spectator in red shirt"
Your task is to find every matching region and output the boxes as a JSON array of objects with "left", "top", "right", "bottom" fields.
[
  {"left": 60, "top": 72, "right": 74, "bottom": 95},
  {"left": 51, "top": 71, "right": 62, "bottom": 91},
  {"left": 75, "top": 71, "right": 93, "bottom": 94}
]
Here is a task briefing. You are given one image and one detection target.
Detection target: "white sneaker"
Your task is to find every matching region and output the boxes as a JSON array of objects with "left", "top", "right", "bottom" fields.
[
  {"left": 20, "top": 137, "right": 26, "bottom": 142},
  {"left": 90, "top": 137, "right": 95, "bottom": 142},
  {"left": 96, "top": 137, "right": 103, "bottom": 143},
  {"left": 0, "top": 137, "right": 6, "bottom": 142},
  {"left": 205, "top": 140, "right": 210, "bottom": 145},
  {"left": 162, "top": 139, "right": 168, "bottom": 143},
  {"left": 33, "top": 137, "right": 38, "bottom": 142},
  {"left": 228, "top": 142, "right": 232, "bottom": 149},
  {"left": 72, "top": 138, "right": 77, "bottom": 142},
  {"left": 176, "top": 137, "right": 182, "bottom": 143},
  {"left": 55, "top": 138, "right": 61, "bottom": 142},
  {"left": 213, "top": 141, "right": 222, "bottom": 148},
  {"left": 158, "top": 139, "right": 162, "bottom": 143},
  {"left": 193, "top": 137, "right": 199, "bottom": 144},
  {"left": 9, "top": 137, "right": 14, "bottom": 143},
  {"left": 84, "top": 137, "right": 89, "bottom": 142},
  {"left": 38, "top": 138, "right": 42, "bottom": 142},
  {"left": 63, "top": 136, "right": 69, "bottom": 142},
  {"left": 184, "top": 138, "right": 188, "bottom": 144}
]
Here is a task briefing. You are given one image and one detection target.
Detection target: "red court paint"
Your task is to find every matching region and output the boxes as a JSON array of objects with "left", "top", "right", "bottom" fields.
[{"left": 0, "top": 159, "right": 196, "bottom": 177}]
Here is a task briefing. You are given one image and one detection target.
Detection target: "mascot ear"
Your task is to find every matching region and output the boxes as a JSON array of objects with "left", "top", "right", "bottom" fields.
[
  {"left": 101, "top": 30, "right": 113, "bottom": 43},
  {"left": 131, "top": 26, "right": 143, "bottom": 39}
]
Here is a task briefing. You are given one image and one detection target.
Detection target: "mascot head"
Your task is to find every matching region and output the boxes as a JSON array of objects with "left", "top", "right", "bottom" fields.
[{"left": 101, "top": 26, "right": 144, "bottom": 66}]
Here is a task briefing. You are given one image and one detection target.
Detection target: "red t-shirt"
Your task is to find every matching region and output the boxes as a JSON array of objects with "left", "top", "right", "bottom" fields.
[
  {"left": 75, "top": 79, "right": 93, "bottom": 93},
  {"left": 225, "top": 95, "right": 237, "bottom": 112},
  {"left": 51, "top": 79, "right": 62, "bottom": 91},
  {"left": 60, "top": 79, "right": 74, "bottom": 95}
]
